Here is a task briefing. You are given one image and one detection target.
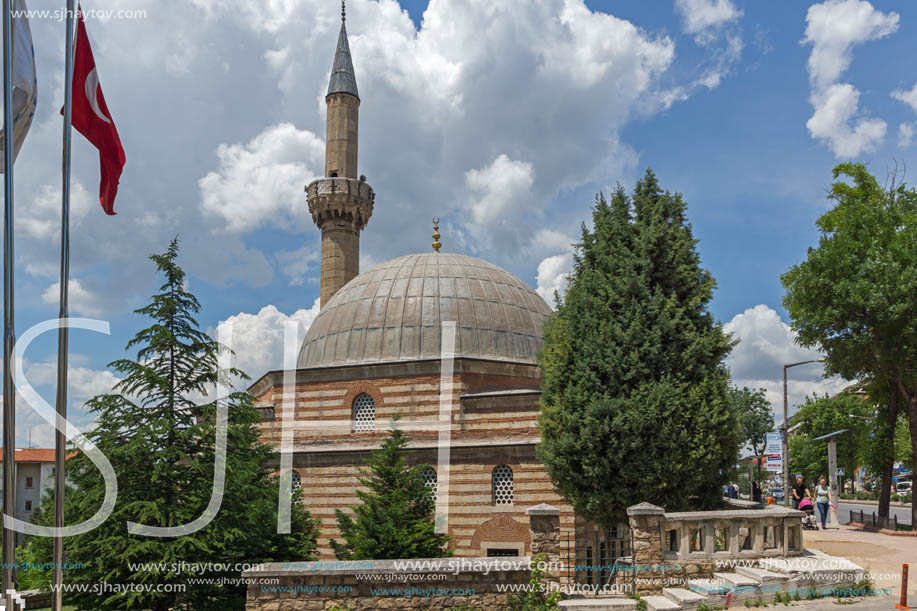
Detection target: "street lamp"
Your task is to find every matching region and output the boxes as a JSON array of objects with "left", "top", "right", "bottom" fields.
[{"left": 782, "top": 358, "right": 825, "bottom": 505}]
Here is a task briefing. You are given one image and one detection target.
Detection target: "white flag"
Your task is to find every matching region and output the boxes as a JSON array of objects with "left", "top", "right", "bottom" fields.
[{"left": 0, "top": 0, "right": 37, "bottom": 171}]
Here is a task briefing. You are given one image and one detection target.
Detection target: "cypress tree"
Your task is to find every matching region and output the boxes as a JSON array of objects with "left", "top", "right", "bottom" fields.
[
  {"left": 330, "top": 423, "right": 451, "bottom": 560},
  {"left": 538, "top": 171, "right": 739, "bottom": 525}
]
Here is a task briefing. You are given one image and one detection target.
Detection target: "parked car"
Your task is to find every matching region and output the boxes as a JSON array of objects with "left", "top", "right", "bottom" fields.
[
  {"left": 896, "top": 481, "right": 912, "bottom": 493},
  {"left": 770, "top": 488, "right": 785, "bottom": 501}
]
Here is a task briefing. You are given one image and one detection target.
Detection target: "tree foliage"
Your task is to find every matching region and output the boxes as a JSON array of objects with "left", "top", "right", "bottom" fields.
[
  {"left": 787, "top": 391, "right": 873, "bottom": 487},
  {"left": 330, "top": 422, "right": 451, "bottom": 560},
  {"left": 19, "top": 239, "right": 318, "bottom": 610},
  {"left": 538, "top": 170, "right": 740, "bottom": 524},
  {"left": 731, "top": 386, "right": 773, "bottom": 453},
  {"left": 730, "top": 386, "right": 773, "bottom": 484},
  {"left": 781, "top": 163, "right": 917, "bottom": 522}
]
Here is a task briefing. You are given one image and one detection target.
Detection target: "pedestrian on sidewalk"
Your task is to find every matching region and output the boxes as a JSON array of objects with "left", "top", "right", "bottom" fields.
[
  {"left": 815, "top": 476, "right": 832, "bottom": 529},
  {"left": 792, "top": 476, "right": 811, "bottom": 510}
]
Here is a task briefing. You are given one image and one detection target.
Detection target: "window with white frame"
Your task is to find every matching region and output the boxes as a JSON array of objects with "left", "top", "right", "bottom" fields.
[
  {"left": 352, "top": 393, "right": 375, "bottom": 432},
  {"left": 421, "top": 466, "right": 437, "bottom": 502},
  {"left": 492, "top": 465, "right": 514, "bottom": 505}
]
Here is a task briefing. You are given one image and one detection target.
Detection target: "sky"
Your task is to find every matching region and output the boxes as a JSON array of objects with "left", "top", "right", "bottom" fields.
[{"left": 5, "top": 0, "right": 917, "bottom": 447}]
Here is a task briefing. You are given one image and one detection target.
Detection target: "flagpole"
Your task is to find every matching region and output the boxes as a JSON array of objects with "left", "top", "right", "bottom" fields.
[
  {"left": 52, "top": 1, "right": 77, "bottom": 609},
  {"left": 1, "top": 0, "right": 17, "bottom": 602}
]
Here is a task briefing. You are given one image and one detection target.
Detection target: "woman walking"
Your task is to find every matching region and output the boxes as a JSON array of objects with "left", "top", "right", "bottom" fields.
[{"left": 815, "top": 477, "right": 832, "bottom": 529}]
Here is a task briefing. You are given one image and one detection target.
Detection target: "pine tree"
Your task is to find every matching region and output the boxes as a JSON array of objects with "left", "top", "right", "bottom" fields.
[
  {"left": 330, "top": 422, "right": 451, "bottom": 560},
  {"left": 19, "top": 239, "right": 317, "bottom": 610},
  {"left": 538, "top": 171, "right": 740, "bottom": 525}
]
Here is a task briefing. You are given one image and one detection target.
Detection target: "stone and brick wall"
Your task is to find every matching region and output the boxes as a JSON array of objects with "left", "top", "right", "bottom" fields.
[{"left": 250, "top": 360, "right": 576, "bottom": 561}]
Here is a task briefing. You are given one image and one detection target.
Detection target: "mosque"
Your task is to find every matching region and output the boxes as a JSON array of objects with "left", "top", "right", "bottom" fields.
[{"left": 250, "top": 7, "right": 620, "bottom": 565}]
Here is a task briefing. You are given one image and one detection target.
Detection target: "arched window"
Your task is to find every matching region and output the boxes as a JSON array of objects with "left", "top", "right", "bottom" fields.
[
  {"left": 492, "top": 465, "right": 514, "bottom": 506},
  {"left": 421, "top": 466, "right": 437, "bottom": 502},
  {"left": 352, "top": 393, "right": 375, "bottom": 432}
]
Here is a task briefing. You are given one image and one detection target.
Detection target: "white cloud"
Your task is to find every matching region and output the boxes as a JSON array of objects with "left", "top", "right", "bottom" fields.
[
  {"left": 804, "top": 0, "right": 899, "bottom": 90},
  {"left": 41, "top": 279, "right": 108, "bottom": 317},
  {"left": 465, "top": 154, "right": 535, "bottom": 226},
  {"left": 275, "top": 246, "right": 321, "bottom": 286},
  {"left": 25, "top": 360, "right": 121, "bottom": 407},
  {"left": 18, "top": 183, "right": 94, "bottom": 243},
  {"left": 899, "top": 122, "right": 915, "bottom": 149},
  {"left": 892, "top": 83, "right": 917, "bottom": 112},
  {"left": 535, "top": 252, "right": 573, "bottom": 306},
  {"left": 802, "top": 0, "right": 898, "bottom": 157},
  {"left": 806, "top": 83, "right": 887, "bottom": 158},
  {"left": 214, "top": 301, "right": 321, "bottom": 380},
  {"left": 672, "top": 0, "right": 743, "bottom": 95},
  {"left": 8, "top": 0, "right": 740, "bottom": 321},
  {"left": 15, "top": 359, "right": 121, "bottom": 448},
  {"left": 199, "top": 123, "right": 325, "bottom": 234},
  {"left": 724, "top": 305, "right": 849, "bottom": 419},
  {"left": 675, "top": 0, "right": 741, "bottom": 40}
]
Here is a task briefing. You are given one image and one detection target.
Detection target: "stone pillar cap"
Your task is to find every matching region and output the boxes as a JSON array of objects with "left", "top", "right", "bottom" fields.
[
  {"left": 627, "top": 502, "right": 665, "bottom": 516},
  {"left": 526, "top": 503, "right": 560, "bottom": 516}
]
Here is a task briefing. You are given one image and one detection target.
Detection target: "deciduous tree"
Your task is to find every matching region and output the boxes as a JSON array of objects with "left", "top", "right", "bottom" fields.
[
  {"left": 731, "top": 386, "right": 774, "bottom": 484},
  {"left": 782, "top": 163, "right": 917, "bottom": 524}
]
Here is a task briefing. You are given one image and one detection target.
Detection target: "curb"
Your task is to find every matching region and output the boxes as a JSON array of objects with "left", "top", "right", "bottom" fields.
[{"left": 848, "top": 521, "right": 917, "bottom": 537}]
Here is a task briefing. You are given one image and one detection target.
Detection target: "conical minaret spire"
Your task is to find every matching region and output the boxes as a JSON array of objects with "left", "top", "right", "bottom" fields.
[
  {"left": 328, "top": 2, "right": 359, "bottom": 99},
  {"left": 306, "top": 3, "right": 374, "bottom": 308}
]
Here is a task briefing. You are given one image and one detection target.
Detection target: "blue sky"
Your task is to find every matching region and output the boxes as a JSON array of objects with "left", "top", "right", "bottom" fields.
[{"left": 6, "top": 0, "right": 917, "bottom": 446}]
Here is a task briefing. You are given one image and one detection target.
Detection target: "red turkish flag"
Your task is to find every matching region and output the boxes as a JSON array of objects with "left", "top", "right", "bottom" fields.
[{"left": 64, "top": 9, "right": 125, "bottom": 215}]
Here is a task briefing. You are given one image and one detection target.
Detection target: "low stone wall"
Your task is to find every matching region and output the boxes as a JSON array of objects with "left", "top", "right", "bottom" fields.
[
  {"left": 626, "top": 502, "right": 806, "bottom": 594},
  {"left": 244, "top": 504, "right": 564, "bottom": 610},
  {"left": 243, "top": 557, "right": 531, "bottom": 610}
]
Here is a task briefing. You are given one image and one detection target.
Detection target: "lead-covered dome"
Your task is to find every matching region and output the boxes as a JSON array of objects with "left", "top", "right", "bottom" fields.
[{"left": 298, "top": 253, "right": 552, "bottom": 368}]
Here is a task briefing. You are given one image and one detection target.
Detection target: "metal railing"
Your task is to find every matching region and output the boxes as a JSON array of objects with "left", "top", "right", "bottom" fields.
[
  {"left": 306, "top": 176, "right": 374, "bottom": 199},
  {"left": 849, "top": 509, "right": 907, "bottom": 530},
  {"left": 566, "top": 524, "right": 633, "bottom": 592}
]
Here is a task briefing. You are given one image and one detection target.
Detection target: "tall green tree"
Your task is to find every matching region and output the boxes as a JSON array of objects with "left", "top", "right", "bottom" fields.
[
  {"left": 786, "top": 391, "right": 873, "bottom": 491},
  {"left": 538, "top": 171, "right": 740, "bottom": 525},
  {"left": 730, "top": 386, "right": 774, "bottom": 484},
  {"left": 330, "top": 422, "right": 451, "bottom": 560},
  {"left": 19, "top": 239, "right": 318, "bottom": 610},
  {"left": 782, "top": 163, "right": 917, "bottom": 524}
]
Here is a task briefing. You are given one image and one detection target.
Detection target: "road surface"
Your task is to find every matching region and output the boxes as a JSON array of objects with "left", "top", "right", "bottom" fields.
[{"left": 835, "top": 501, "right": 912, "bottom": 525}]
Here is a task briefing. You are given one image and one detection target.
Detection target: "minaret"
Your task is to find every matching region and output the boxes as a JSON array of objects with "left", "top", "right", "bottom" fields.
[{"left": 307, "top": 1, "right": 374, "bottom": 308}]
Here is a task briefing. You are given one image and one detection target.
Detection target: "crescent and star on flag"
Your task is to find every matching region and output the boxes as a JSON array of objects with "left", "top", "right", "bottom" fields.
[{"left": 61, "top": 4, "right": 126, "bottom": 214}]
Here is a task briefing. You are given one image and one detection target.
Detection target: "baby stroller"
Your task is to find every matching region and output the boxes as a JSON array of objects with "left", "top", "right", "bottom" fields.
[{"left": 798, "top": 498, "right": 818, "bottom": 530}]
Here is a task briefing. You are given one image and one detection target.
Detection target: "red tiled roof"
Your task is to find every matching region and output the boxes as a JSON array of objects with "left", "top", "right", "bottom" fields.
[{"left": 0, "top": 448, "right": 57, "bottom": 463}]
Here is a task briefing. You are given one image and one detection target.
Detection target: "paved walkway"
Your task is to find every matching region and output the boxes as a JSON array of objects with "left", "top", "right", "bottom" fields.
[
  {"left": 793, "top": 595, "right": 903, "bottom": 611},
  {"left": 803, "top": 523, "right": 915, "bottom": 598}
]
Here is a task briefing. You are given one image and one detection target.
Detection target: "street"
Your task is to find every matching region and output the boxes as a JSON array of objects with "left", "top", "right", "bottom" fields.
[{"left": 835, "top": 501, "right": 912, "bottom": 526}]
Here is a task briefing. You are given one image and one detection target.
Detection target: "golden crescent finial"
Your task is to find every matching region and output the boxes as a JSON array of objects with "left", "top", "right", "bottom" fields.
[{"left": 432, "top": 217, "right": 441, "bottom": 253}]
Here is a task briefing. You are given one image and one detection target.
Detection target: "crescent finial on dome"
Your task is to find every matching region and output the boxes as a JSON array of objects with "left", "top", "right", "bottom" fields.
[{"left": 432, "top": 218, "right": 441, "bottom": 253}]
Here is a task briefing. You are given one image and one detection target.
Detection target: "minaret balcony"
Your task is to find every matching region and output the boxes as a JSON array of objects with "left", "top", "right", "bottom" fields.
[{"left": 306, "top": 176, "right": 375, "bottom": 232}]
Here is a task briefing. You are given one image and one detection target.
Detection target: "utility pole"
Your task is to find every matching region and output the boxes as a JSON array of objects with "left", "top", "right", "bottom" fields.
[{"left": 782, "top": 359, "right": 824, "bottom": 506}]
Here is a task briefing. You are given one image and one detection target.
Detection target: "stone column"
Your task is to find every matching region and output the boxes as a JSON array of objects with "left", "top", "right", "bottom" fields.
[
  {"left": 527, "top": 504, "right": 562, "bottom": 589},
  {"left": 627, "top": 502, "right": 669, "bottom": 594}
]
